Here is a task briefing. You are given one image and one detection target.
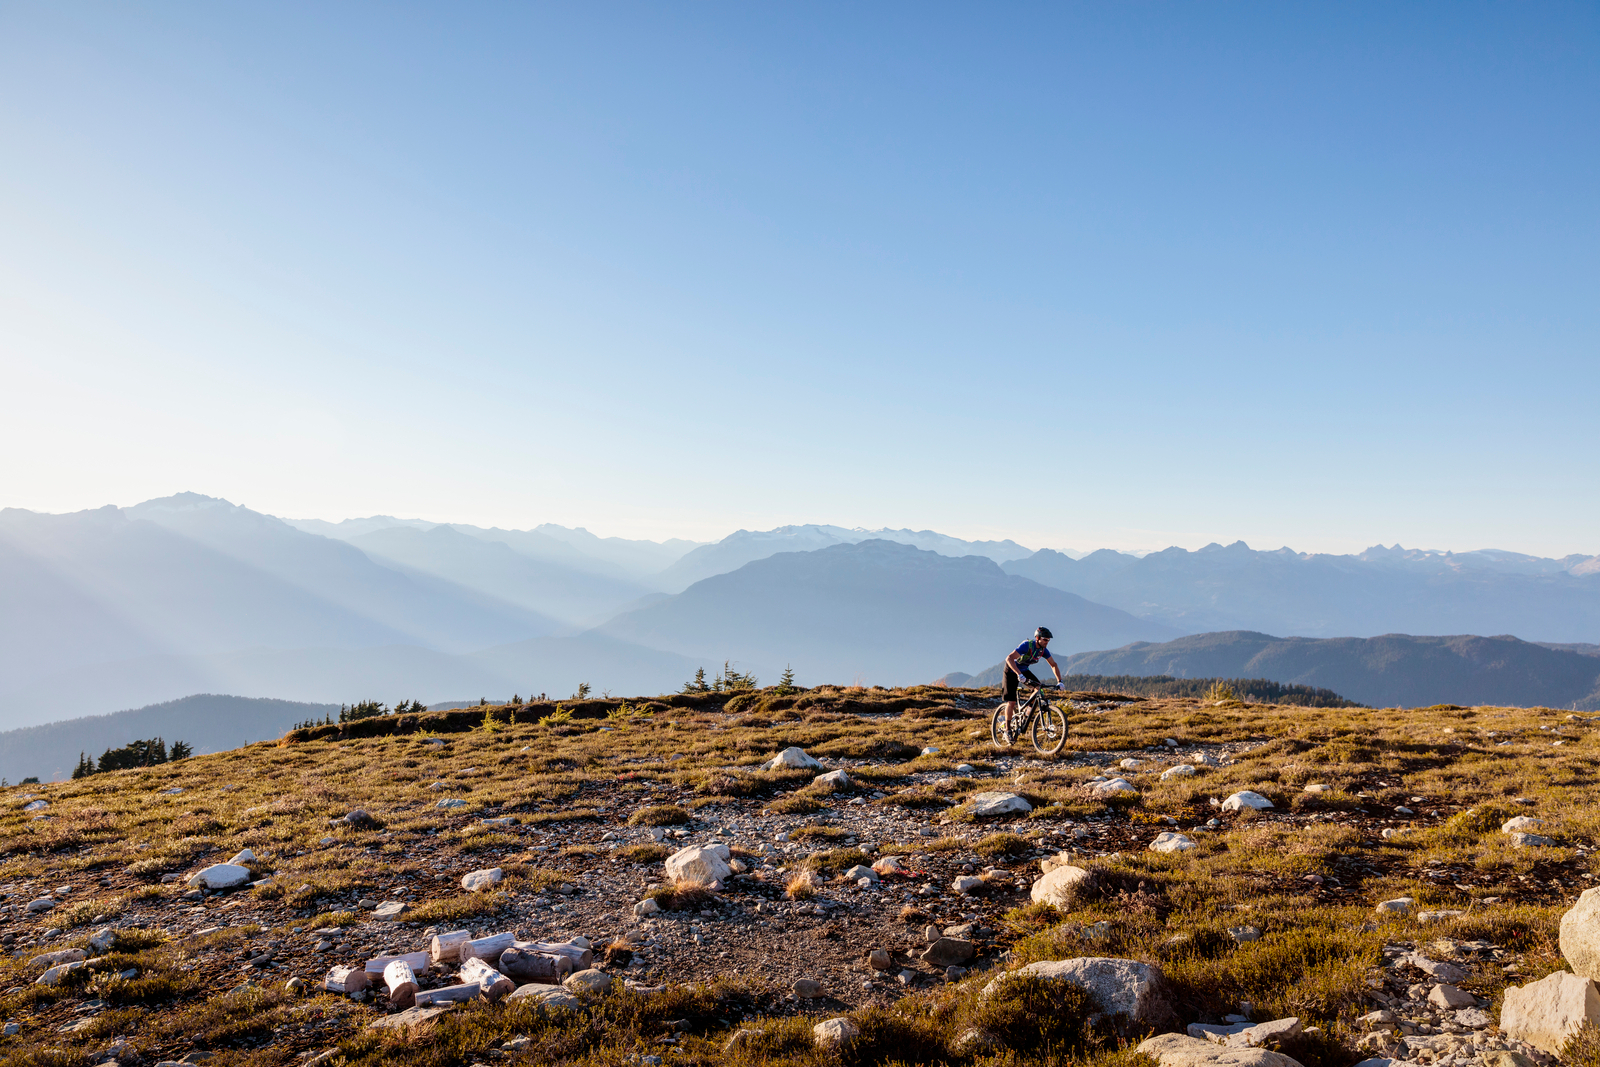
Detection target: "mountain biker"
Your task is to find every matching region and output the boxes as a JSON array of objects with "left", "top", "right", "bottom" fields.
[{"left": 999, "top": 627, "right": 1065, "bottom": 738}]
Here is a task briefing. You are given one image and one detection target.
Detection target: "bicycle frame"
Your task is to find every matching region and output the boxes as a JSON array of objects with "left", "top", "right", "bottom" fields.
[{"left": 991, "top": 682, "right": 1069, "bottom": 755}]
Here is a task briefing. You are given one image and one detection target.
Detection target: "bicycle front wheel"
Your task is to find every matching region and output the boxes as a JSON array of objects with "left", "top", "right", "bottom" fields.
[
  {"left": 1032, "top": 703, "right": 1068, "bottom": 756},
  {"left": 990, "top": 706, "right": 1014, "bottom": 749}
]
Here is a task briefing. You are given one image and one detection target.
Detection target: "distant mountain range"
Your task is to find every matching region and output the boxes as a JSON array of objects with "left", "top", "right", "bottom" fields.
[
  {"left": 3, "top": 493, "right": 1597, "bottom": 738},
  {"left": 655, "top": 525, "right": 1034, "bottom": 592},
  {"left": 1003, "top": 541, "right": 1600, "bottom": 641},
  {"left": 0, "top": 694, "right": 340, "bottom": 785},
  {"left": 949, "top": 631, "right": 1600, "bottom": 710},
  {"left": 601, "top": 539, "right": 1179, "bottom": 685}
]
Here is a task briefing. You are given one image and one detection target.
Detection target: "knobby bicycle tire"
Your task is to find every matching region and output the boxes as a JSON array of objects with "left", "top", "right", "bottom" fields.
[
  {"left": 990, "top": 705, "right": 1015, "bottom": 748},
  {"left": 1032, "top": 702, "right": 1068, "bottom": 756}
]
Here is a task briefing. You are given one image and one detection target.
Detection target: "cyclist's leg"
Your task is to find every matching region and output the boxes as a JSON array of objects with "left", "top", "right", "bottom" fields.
[{"left": 1001, "top": 666, "right": 1020, "bottom": 735}]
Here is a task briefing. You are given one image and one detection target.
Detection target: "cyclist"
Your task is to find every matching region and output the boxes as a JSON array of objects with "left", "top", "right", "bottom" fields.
[{"left": 998, "top": 627, "right": 1065, "bottom": 738}]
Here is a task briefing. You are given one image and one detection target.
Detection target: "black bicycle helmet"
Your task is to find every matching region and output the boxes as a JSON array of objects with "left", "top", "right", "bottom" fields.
[{"left": 1035, "top": 626, "right": 1053, "bottom": 641}]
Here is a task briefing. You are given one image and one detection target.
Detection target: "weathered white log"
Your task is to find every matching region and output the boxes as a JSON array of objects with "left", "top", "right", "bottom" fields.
[
  {"left": 458, "top": 956, "right": 516, "bottom": 1001},
  {"left": 366, "top": 950, "right": 430, "bottom": 975},
  {"left": 384, "top": 959, "right": 419, "bottom": 1009},
  {"left": 324, "top": 965, "right": 370, "bottom": 993},
  {"left": 499, "top": 947, "right": 574, "bottom": 984},
  {"left": 430, "top": 929, "right": 471, "bottom": 964},
  {"left": 458, "top": 931, "right": 518, "bottom": 964},
  {"left": 517, "top": 940, "right": 594, "bottom": 970},
  {"left": 415, "top": 982, "right": 481, "bottom": 1006}
]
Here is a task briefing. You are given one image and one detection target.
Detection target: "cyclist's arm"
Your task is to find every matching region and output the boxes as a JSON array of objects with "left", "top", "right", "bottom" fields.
[
  {"left": 1004, "top": 650, "right": 1024, "bottom": 674},
  {"left": 1044, "top": 653, "right": 1065, "bottom": 684}
]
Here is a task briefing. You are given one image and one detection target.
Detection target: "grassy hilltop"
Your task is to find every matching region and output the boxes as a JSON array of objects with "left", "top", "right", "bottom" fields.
[{"left": 0, "top": 684, "right": 1595, "bottom": 1067}]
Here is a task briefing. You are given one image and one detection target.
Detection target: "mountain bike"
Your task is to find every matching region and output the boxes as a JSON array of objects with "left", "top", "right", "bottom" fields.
[{"left": 990, "top": 681, "right": 1069, "bottom": 755}]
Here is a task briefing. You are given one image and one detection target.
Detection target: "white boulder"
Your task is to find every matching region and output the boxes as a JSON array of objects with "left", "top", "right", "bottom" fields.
[
  {"left": 1150, "top": 832, "right": 1196, "bottom": 853},
  {"left": 813, "top": 769, "right": 852, "bottom": 791},
  {"left": 186, "top": 863, "right": 252, "bottom": 890},
  {"left": 953, "top": 875, "right": 985, "bottom": 894},
  {"left": 564, "top": 968, "right": 613, "bottom": 994},
  {"left": 1502, "top": 816, "right": 1544, "bottom": 833},
  {"left": 969, "top": 791, "right": 1032, "bottom": 817},
  {"left": 664, "top": 845, "right": 732, "bottom": 885},
  {"left": 227, "top": 849, "right": 256, "bottom": 865},
  {"left": 985, "top": 957, "right": 1170, "bottom": 1025},
  {"left": 764, "top": 747, "right": 822, "bottom": 771},
  {"left": 1030, "top": 865, "right": 1094, "bottom": 907},
  {"left": 1374, "top": 897, "right": 1414, "bottom": 915},
  {"left": 1221, "top": 791, "right": 1274, "bottom": 812},
  {"left": 1500, "top": 970, "right": 1600, "bottom": 1055},
  {"left": 1161, "top": 765, "right": 1197, "bottom": 781},
  {"left": 1428, "top": 984, "right": 1475, "bottom": 1009},
  {"left": 1120, "top": 758, "right": 1147, "bottom": 770},
  {"left": 813, "top": 1017, "right": 860, "bottom": 1049},
  {"left": 1092, "top": 778, "right": 1138, "bottom": 798},
  {"left": 1561, "top": 886, "right": 1600, "bottom": 980},
  {"left": 29, "top": 949, "right": 85, "bottom": 968},
  {"left": 461, "top": 867, "right": 503, "bottom": 892},
  {"left": 36, "top": 960, "right": 87, "bottom": 986},
  {"left": 1139, "top": 1034, "right": 1305, "bottom": 1067}
]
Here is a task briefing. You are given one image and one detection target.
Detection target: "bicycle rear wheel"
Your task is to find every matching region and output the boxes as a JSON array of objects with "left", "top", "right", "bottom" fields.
[
  {"left": 1032, "top": 703, "right": 1068, "bottom": 756},
  {"left": 990, "top": 705, "right": 1015, "bottom": 748}
]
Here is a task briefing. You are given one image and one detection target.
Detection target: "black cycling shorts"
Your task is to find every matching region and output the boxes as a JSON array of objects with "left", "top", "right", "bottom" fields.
[{"left": 1003, "top": 666, "right": 1040, "bottom": 702}]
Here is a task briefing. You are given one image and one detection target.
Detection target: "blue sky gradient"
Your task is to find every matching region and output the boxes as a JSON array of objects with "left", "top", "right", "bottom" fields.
[{"left": 2, "top": 4, "right": 1595, "bottom": 554}]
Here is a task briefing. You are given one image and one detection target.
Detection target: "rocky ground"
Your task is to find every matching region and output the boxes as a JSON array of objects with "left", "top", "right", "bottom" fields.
[{"left": 2, "top": 686, "right": 1598, "bottom": 1067}]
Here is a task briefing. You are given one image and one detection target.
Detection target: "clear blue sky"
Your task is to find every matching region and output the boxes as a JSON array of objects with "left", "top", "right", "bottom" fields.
[{"left": 2, "top": 4, "right": 1595, "bottom": 556}]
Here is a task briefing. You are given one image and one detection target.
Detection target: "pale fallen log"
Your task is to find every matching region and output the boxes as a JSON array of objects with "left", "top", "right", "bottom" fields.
[
  {"left": 458, "top": 931, "right": 518, "bottom": 964},
  {"left": 324, "top": 965, "right": 370, "bottom": 993},
  {"left": 430, "top": 930, "right": 471, "bottom": 964},
  {"left": 458, "top": 956, "right": 516, "bottom": 1001},
  {"left": 384, "top": 959, "right": 419, "bottom": 1009},
  {"left": 499, "top": 947, "right": 574, "bottom": 984},
  {"left": 415, "top": 983, "right": 481, "bottom": 1006},
  {"left": 516, "top": 940, "right": 594, "bottom": 970},
  {"left": 366, "top": 950, "right": 430, "bottom": 975}
]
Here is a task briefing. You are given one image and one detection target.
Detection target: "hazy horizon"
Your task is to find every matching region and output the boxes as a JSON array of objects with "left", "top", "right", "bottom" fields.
[{"left": 3, "top": 492, "right": 1595, "bottom": 562}]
